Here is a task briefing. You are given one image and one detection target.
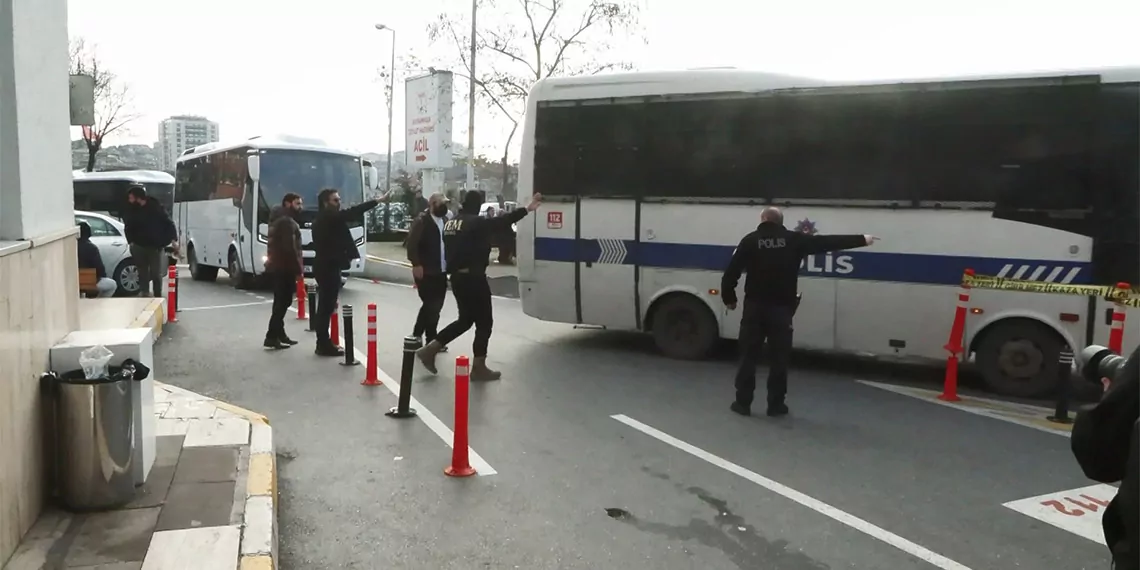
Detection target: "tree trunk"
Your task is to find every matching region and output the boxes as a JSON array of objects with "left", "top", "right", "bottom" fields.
[
  {"left": 501, "top": 122, "right": 518, "bottom": 202},
  {"left": 85, "top": 147, "right": 97, "bottom": 172}
]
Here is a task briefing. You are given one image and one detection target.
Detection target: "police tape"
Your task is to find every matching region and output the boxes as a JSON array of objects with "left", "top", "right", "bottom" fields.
[{"left": 962, "top": 273, "right": 1140, "bottom": 308}]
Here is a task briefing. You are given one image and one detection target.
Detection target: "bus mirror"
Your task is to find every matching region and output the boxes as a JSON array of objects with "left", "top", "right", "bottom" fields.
[
  {"left": 247, "top": 154, "right": 261, "bottom": 181},
  {"left": 368, "top": 165, "right": 380, "bottom": 190}
]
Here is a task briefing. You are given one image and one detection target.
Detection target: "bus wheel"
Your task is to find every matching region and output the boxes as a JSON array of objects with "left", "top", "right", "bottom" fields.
[
  {"left": 651, "top": 294, "right": 718, "bottom": 360},
  {"left": 188, "top": 246, "right": 218, "bottom": 282},
  {"left": 975, "top": 320, "right": 1063, "bottom": 399},
  {"left": 228, "top": 250, "right": 251, "bottom": 290}
]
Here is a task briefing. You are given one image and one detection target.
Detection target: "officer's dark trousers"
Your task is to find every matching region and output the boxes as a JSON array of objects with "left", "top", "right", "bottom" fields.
[
  {"left": 413, "top": 273, "right": 448, "bottom": 343},
  {"left": 434, "top": 272, "right": 492, "bottom": 357},
  {"left": 734, "top": 300, "right": 795, "bottom": 408},
  {"left": 265, "top": 270, "right": 296, "bottom": 339},
  {"left": 313, "top": 268, "right": 343, "bottom": 347}
]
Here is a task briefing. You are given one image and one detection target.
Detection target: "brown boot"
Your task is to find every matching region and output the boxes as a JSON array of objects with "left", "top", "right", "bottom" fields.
[
  {"left": 471, "top": 357, "right": 502, "bottom": 381},
  {"left": 416, "top": 340, "right": 444, "bottom": 374}
]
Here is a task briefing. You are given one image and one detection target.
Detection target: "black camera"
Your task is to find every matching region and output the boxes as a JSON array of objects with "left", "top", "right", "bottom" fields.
[{"left": 1077, "top": 345, "right": 1129, "bottom": 385}]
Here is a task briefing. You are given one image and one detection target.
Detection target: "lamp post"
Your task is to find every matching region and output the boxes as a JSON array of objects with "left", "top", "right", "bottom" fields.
[
  {"left": 466, "top": 0, "right": 477, "bottom": 198},
  {"left": 374, "top": 24, "right": 396, "bottom": 196}
]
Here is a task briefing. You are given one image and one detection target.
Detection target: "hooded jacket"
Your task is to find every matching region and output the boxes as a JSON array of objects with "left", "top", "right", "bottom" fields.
[
  {"left": 123, "top": 199, "right": 176, "bottom": 249},
  {"left": 265, "top": 206, "right": 303, "bottom": 275}
]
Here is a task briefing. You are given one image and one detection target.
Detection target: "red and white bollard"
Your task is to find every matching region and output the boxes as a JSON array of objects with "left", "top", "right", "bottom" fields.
[
  {"left": 362, "top": 304, "right": 381, "bottom": 386},
  {"left": 939, "top": 268, "right": 974, "bottom": 402},
  {"left": 166, "top": 265, "right": 178, "bottom": 324},
  {"left": 1109, "top": 282, "right": 1130, "bottom": 354},
  {"left": 330, "top": 303, "right": 340, "bottom": 348},
  {"left": 295, "top": 277, "right": 307, "bottom": 320},
  {"left": 444, "top": 355, "right": 476, "bottom": 478}
]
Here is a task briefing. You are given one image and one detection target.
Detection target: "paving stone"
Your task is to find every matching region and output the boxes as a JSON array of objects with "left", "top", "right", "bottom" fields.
[
  {"left": 153, "top": 435, "right": 184, "bottom": 469},
  {"left": 172, "top": 447, "right": 238, "bottom": 484},
  {"left": 68, "top": 563, "right": 144, "bottom": 569},
  {"left": 125, "top": 464, "right": 176, "bottom": 509},
  {"left": 62, "top": 507, "right": 160, "bottom": 567},
  {"left": 140, "top": 526, "right": 240, "bottom": 570},
  {"left": 154, "top": 482, "right": 236, "bottom": 531},
  {"left": 183, "top": 417, "right": 249, "bottom": 447}
]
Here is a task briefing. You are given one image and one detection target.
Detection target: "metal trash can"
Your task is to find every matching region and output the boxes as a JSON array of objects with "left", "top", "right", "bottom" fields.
[{"left": 43, "top": 360, "right": 148, "bottom": 511}]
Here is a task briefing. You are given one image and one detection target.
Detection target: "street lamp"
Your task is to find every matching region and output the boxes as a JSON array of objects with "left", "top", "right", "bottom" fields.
[
  {"left": 374, "top": 24, "right": 396, "bottom": 197},
  {"left": 467, "top": 0, "right": 477, "bottom": 198}
]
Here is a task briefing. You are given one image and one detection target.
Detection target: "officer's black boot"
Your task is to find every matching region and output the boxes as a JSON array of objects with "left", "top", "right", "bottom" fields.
[
  {"left": 471, "top": 357, "right": 501, "bottom": 381},
  {"left": 277, "top": 332, "right": 298, "bottom": 346},
  {"left": 766, "top": 402, "right": 789, "bottom": 417},
  {"left": 729, "top": 402, "right": 751, "bottom": 416},
  {"left": 416, "top": 340, "right": 444, "bottom": 374},
  {"left": 263, "top": 329, "right": 289, "bottom": 350}
]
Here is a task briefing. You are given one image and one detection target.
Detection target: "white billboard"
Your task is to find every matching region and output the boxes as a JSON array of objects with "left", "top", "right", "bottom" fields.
[{"left": 404, "top": 71, "right": 454, "bottom": 170}]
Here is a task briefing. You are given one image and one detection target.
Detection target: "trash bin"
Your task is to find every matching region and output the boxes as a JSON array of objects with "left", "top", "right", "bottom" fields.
[{"left": 43, "top": 359, "right": 149, "bottom": 512}]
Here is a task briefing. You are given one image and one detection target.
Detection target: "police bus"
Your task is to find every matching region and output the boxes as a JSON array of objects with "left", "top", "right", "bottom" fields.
[
  {"left": 173, "top": 134, "right": 379, "bottom": 288},
  {"left": 73, "top": 169, "right": 175, "bottom": 218},
  {"left": 515, "top": 67, "right": 1139, "bottom": 397}
]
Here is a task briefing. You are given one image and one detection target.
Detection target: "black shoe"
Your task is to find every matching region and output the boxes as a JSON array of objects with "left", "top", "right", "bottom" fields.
[
  {"left": 426, "top": 339, "right": 448, "bottom": 353},
  {"left": 315, "top": 345, "right": 345, "bottom": 357},
  {"left": 766, "top": 403, "right": 789, "bottom": 417},
  {"left": 730, "top": 402, "right": 751, "bottom": 416},
  {"left": 278, "top": 334, "right": 299, "bottom": 346},
  {"left": 264, "top": 337, "right": 290, "bottom": 350}
]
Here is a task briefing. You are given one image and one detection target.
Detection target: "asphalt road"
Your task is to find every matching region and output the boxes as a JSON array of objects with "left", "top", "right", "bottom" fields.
[{"left": 154, "top": 270, "right": 1113, "bottom": 570}]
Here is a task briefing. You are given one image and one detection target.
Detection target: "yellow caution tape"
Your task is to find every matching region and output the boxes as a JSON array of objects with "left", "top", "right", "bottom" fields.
[{"left": 962, "top": 273, "right": 1139, "bottom": 307}]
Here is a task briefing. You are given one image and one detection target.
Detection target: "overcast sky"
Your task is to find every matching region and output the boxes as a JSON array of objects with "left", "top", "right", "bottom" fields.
[{"left": 67, "top": 0, "right": 1140, "bottom": 160}]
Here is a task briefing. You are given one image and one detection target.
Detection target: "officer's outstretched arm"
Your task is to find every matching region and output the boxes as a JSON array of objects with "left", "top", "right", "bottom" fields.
[
  {"left": 720, "top": 237, "right": 753, "bottom": 306},
  {"left": 799, "top": 233, "right": 871, "bottom": 256},
  {"left": 481, "top": 206, "right": 529, "bottom": 232}
]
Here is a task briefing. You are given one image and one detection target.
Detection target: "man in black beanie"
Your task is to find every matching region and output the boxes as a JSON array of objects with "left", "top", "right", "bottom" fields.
[{"left": 416, "top": 190, "right": 542, "bottom": 380}]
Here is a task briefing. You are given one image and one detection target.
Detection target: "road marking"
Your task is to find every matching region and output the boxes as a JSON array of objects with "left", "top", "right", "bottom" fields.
[
  {"left": 179, "top": 301, "right": 273, "bottom": 312},
  {"left": 367, "top": 254, "right": 411, "bottom": 268},
  {"left": 856, "top": 380, "right": 1072, "bottom": 438},
  {"left": 1003, "top": 484, "right": 1117, "bottom": 545},
  {"left": 611, "top": 414, "right": 973, "bottom": 570},
  {"left": 287, "top": 305, "right": 497, "bottom": 476},
  {"left": 349, "top": 276, "right": 520, "bottom": 302}
]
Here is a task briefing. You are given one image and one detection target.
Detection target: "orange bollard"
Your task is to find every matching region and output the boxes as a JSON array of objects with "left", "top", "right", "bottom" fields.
[
  {"left": 166, "top": 265, "right": 178, "bottom": 324},
  {"left": 362, "top": 304, "right": 382, "bottom": 386},
  {"left": 330, "top": 304, "right": 340, "bottom": 348},
  {"left": 295, "top": 277, "right": 306, "bottom": 320},
  {"left": 1108, "top": 282, "right": 1130, "bottom": 354},
  {"left": 444, "top": 356, "right": 476, "bottom": 478},
  {"left": 939, "top": 268, "right": 973, "bottom": 402}
]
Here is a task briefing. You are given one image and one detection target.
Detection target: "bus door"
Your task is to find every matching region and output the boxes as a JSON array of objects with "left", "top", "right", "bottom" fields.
[
  {"left": 239, "top": 176, "right": 257, "bottom": 275},
  {"left": 575, "top": 197, "right": 638, "bottom": 328}
]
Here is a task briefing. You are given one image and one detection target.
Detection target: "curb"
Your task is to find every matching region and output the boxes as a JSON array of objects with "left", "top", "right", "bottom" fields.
[
  {"left": 129, "top": 297, "right": 166, "bottom": 339},
  {"left": 154, "top": 383, "right": 279, "bottom": 569}
]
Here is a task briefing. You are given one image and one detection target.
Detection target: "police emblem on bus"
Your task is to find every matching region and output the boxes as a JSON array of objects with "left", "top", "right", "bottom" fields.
[{"left": 795, "top": 218, "right": 818, "bottom": 235}]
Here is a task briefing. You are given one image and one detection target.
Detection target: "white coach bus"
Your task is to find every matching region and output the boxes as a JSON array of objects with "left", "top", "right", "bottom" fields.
[
  {"left": 174, "top": 134, "right": 378, "bottom": 288},
  {"left": 515, "top": 67, "right": 1140, "bottom": 397},
  {"left": 73, "top": 169, "right": 175, "bottom": 218}
]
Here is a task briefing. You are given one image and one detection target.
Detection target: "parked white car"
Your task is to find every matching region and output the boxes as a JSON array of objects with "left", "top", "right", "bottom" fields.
[{"left": 74, "top": 210, "right": 140, "bottom": 296}]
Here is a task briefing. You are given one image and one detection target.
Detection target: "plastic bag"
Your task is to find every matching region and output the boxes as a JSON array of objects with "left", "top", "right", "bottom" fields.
[{"left": 79, "top": 345, "right": 114, "bottom": 380}]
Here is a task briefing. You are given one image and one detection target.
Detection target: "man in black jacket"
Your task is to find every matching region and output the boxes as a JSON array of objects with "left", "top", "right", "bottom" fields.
[
  {"left": 123, "top": 185, "right": 178, "bottom": 298},
  {"left": 416, "top": 191, "right": 542, "bottom": 380},
  {"left": 77, "top": 222, "right": 118, "bottom": 297},
  {"left": 311, "top": 188, "right": 385, "bottom": 356},
  {"left": 721, "top": 207, "right": 877, "bottom": 417},
  {"left": 263, "top": 193, "right": 304, "bottom": 350},
  {"left": 1072, "top": 345, "right": 1139, "bottom": 570},
  {"left": 406, "top": 192, "right": 451, "bottom": 350}
]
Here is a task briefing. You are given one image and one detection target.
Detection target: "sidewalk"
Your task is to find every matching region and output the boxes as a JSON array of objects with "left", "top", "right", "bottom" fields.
[{"left": 3, "top": 383, "right": 277, "bottom": 570}]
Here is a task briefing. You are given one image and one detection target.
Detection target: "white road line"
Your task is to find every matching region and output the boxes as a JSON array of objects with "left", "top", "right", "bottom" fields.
[
  {"left": 855, "top": 380, "right": 1072, "bottom": 439},
  {"left": 179, "top": 301, "right": 273, "bottom": 312},
  {"left": 287, "top": 305, "right": 497, "bottom": 476},
  {"left": 611, "top": 414, "right": 973, "bottom": 570}
]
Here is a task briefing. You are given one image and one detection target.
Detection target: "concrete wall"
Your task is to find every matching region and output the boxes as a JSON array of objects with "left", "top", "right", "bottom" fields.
[{"left": 0, "top": 0, "right": 80, "bottom": 563}]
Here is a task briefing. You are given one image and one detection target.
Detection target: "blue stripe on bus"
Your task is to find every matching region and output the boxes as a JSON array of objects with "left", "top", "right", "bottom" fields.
[{"left": 532, "top": 237, "right": 1092, "bottom": 286}]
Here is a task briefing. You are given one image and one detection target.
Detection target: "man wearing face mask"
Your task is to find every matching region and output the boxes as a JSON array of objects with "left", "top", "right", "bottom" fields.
[
  {"left": 406, "top": 192, "right": 452, "bottom": 350},
  {"left": 263, "top": 193, "right": 304, "bottom": 349}
]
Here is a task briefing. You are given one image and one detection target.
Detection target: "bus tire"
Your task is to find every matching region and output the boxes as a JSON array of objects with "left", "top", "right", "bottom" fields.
[
  {"left": 974, "top": 319, "right": 1063, "bottom": 399},
  {"left": 650, "top": 294, "right": 718, "bottom": 361},
  {"left": 188, "top": 246, "right": 218, "bottom": 282},
  {"left": 228, "top": 249, "right": 251, "bottom": 290}
]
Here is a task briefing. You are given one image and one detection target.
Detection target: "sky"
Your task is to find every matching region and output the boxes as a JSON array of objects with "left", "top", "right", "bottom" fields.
[{"left": 67, "top": 0, "right": 1140, "bottom": 161}]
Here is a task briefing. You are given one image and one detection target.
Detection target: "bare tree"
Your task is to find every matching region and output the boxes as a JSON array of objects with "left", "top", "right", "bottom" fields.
[
  {"left": 419, "top": 0, "right": 641, "bottom": 199},
  {"left": 69, "top": 38, "right": 139, "bottom": 172}
]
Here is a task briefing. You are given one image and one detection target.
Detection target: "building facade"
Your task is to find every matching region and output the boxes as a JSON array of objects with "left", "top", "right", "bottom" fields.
[
  {"left": 157, "top": 115, "right": 219, "bottom": 171},
  {"left": 0, "top": 0, "right": 82, "bottom": 562}
]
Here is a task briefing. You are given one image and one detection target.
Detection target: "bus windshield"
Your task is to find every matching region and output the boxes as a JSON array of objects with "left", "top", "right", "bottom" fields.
[{"left": 257, "top": 150, "right": 365, "bottom": 224}]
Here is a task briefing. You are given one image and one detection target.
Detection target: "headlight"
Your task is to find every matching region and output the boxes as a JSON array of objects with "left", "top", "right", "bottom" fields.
[{"left": 261, "top": 255, "right": 268, "bottom": 263}]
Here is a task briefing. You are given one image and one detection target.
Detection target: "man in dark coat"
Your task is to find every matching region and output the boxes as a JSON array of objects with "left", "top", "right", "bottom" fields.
[{"left": 263, "top": 192, "right": 304, "bottom": 349}]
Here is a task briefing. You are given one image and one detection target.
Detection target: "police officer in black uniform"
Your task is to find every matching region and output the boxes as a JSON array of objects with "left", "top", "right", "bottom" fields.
[
  {"left": 721, "top": 207, "right": 877, "bottom": 417},
  {"left": 416, "top": 191, "right": 543, "bottom": 380}
]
